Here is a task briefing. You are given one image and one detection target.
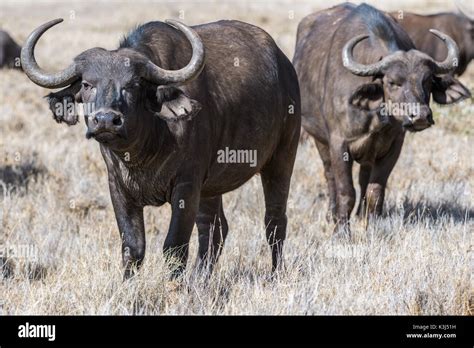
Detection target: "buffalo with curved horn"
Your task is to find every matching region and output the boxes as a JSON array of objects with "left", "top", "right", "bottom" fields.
[
  {"left": 21, "top": 19, "right": 205, "bottom": 88},
  {"left": 342, "top": 29, "right": 460, "bottom": 76},
  {"left": 293, "top": 3, "right": 470, "bottom": 234},
  {"left": 22, "top": 18, "right": 301, "bottom": 279}
]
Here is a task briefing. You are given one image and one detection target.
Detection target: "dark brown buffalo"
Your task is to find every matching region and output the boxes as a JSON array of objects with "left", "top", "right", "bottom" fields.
[
  {"left": 0, "top": 29, "right": 21, "bottom": 69},
  {"left": 390, "top": 10, "right": 473, "bottom": 76},
  {"left": 21, "top": 19, "right": 300, "bottom": 278},
  {"left": 293, "top": 3, "right": 470, "bottom": 234}
]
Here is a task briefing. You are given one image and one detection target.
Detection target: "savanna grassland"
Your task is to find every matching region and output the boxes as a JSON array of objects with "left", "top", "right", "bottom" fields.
[{"left": 0, "top": 0, "right": 472, "bottom": 314}]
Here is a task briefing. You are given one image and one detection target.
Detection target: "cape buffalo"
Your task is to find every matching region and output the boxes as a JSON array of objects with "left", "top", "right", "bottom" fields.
[
  {"left": 0, "top": 29, "right": 21, "bottom": 69},
  {"left": 21, "top": 19, "right": 301, "bottom": 278},
  {"left": 390, "top": 9, "right": 473, "bottom": 76},
  {"left": 293, "top": 3, "right": 470, "bottom": 234}
]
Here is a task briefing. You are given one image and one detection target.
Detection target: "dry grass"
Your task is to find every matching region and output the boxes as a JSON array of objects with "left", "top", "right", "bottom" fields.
[{"left": 0, "top": 0, "right": 472, "bottom": 315}]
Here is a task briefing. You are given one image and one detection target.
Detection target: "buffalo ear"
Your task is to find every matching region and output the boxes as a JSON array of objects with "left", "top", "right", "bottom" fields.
[
  {"left": 349, "top": 83, "right": 384, "bottom": 111},
  {"left": 432, "top": 75, "right": 471, "bottom": 104},
  {"left": 45, "top": 81, "right": 81, "bottom": 126},
  {"left": 152, "top": 85, "right": 201, "bottom": 122}
]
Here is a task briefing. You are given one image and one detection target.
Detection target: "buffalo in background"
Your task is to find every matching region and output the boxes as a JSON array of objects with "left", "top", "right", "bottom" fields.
[
  {"left": 391, "top": 3, "right": 474, "bottom": 76},
  {"left": 293, "top": 3, "right": 470, "bottom": 234}
]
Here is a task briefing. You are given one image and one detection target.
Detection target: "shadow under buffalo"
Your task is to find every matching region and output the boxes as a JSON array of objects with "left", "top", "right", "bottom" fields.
[{"left": 386, "top": 198, "right": 473, "bottom": 224}]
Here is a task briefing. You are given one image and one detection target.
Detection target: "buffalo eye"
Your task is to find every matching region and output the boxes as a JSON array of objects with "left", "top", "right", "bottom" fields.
[
  {"left": 81, "top": 81, "right": 93, "bottom": 90},
  {"left": 81, "top": 81, "right": 96, "bottom": 101},
  {"left": 388, "top": 80, "right": 400, "bottom": 89},
  {"left": 121, "top": 88, "right": 134, "bottom": 100},
  {"left": 122, "top": 82, "right": 140, "bottom": 94}
]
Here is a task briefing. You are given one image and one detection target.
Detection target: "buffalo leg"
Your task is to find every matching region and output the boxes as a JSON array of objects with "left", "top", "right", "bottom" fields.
[
  {"left": 356, "top": 164, "right": 371, "bottom": 218},
  {"left": 108, "top": 180, "right": 146, "bottom": 280},
  {"left": 366, "top": 134, "right": 404, "bottom": 217},
  {"left": 195, "top": 195, "right": 229, "bottom": 273},
  {"left": 260, "top": 125, "right": 299, "bottom": 272},
  {"left": 163, "top": 181, "right": 200, "bottom": 278},
  {"left": 260, "top": 168, "right": 290, "bottom": 272},
  {"left": 314, "top": 139, "right": 337, "bottom": 222},
  {"left": 330, "top": 137, "right": 355, "bottom": 234}
]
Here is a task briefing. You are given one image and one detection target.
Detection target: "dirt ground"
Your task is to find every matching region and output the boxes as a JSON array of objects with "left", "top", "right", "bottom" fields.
[{"left": 0, "top": 0, "right": 472, "bottom": 314}]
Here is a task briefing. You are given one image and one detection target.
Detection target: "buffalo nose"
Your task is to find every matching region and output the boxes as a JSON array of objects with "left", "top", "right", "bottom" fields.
[
  {"left": 409, "top": 106, "right": 434, "bottom": 125},
  {"left": 93, "top": 112, "right": 123, "bottom": 128}
]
